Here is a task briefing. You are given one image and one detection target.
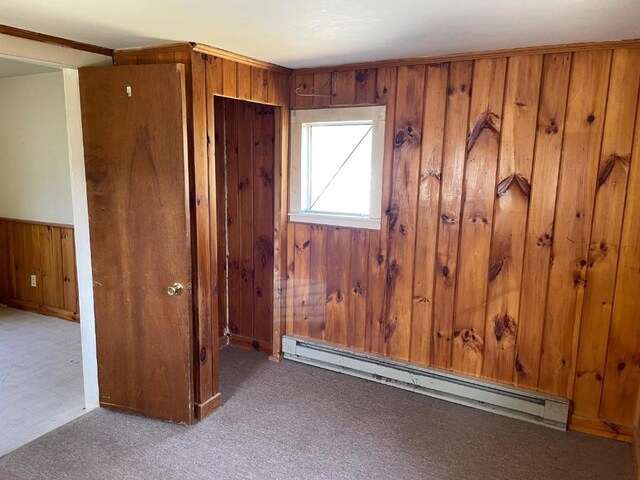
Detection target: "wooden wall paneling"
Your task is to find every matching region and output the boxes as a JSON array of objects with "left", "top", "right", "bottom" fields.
[
  {"left": 213, "top": 98, "right": 227, "bottom": 339},
  {"left": 515, "top": 53, "right": 572, "bottom": 389},
  {"left": 0, "top": 220, "right": 10, "bottom": 299},
  {"left": 331, "top": 70, "right": 357, "bottom": 106},
  {"left": 325, "top": 227, "right": 351, "bottom": 346},
  {"left": 40, "top": 226, "right": 64, "bottom": 310},
  {"left": 285, "top": 223, "right": 296, "bottom": 336},
  {"left": 224, "top": 100, "right": 241, "bottom": 336},
  {"left": 355, "top": 69, "right": 377, "bottom": 104},
  {"left": 573, "top": 48, "right": 640, "bottom": 419},
  {"left": 291, "top": 74, "right": 314, "bottom": 108},
  {"left": 538, "top": 50, "right": 612, "bottom": 396},
  {"left": 190, "top": 51, "right": 218, "bottom": 416},
  {"left": 383, "top": 65, "right": 426, "bottom": 360},
  {"left": 451, "top": 58, "right": 507, "bottom": 376},
  {"left": 482, "top": 55, "right": 543, "bottom": 383},
  {"left": 347, "top": 229, "right": 369, "bottom": 350},
  {"left": 0, "top": 219, "right": 78, "bottom": 320},
  {"left": 409, "top": 63, "right": 449, "bottom": 366},
  {"left": 222, "top": 59, "right": 238, "bottom": 98},
  {"left": 599, "top": 85, "right": 640, "bottom": 427},
  {"left": 308, "top": 225, "right": 327, "bottom": 340},
  {"left": 431, "top": 61, "right": 473, "bottom": 370},
  {"left": 237, "top": 63, "right": 252, "bottom": 100},
  {"left": 365, "top": 67, "right": 397, "bottom": 355},
  {"left": 13, "top": 222, "right": 41, "bottom": 305},
  {"left": 252, "top": 105, "right": 275, "bottom": 347},
  {"left": 267, "top": 70, "right": 279, "bottom": 105},
  {"left": 60, "top": 228, "right": 78, "bottom": 313},
  {"left": 207, "top": 56, "right": 224, "bottom": 96},
  {"left": 237, "top": 103, "right": 255, "bottom": 340},
  {"left": 312, "top": 73, "right": 332, "bottom": 108},
  {"left": 293, "top": 224, "right": 311, "bottom": 336},
  {"left": 251, "top": 67, "right": 269, "bottom": 103}
]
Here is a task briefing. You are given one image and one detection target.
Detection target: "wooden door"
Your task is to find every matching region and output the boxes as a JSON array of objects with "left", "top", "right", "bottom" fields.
[{"left": 79, "top": 64, "right": 193, "bottom": 423}]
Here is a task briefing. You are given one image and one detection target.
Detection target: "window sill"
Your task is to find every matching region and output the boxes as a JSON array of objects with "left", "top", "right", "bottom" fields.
[{"left": 289, "top": 212, "right": 381, "bottom": 231}]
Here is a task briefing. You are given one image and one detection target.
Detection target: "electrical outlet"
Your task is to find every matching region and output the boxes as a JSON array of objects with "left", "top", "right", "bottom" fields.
[{"left": 30, "top": 275, "right": 37, "bottom": 288}]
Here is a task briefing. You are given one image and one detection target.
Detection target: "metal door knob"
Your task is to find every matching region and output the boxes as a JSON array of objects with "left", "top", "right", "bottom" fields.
[{"left": 167, "top": 283, "right": 184, "bottom": 296}]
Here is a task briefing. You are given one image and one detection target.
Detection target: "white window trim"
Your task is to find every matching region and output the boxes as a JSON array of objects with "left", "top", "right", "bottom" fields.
[{"left": 290, "top": 105, "right": 386, "bottom": 231}]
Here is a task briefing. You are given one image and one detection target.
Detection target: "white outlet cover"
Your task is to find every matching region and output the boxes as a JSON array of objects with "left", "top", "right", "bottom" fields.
[{"left": 30, "top": 275, "right": 37, "bottom": 287}]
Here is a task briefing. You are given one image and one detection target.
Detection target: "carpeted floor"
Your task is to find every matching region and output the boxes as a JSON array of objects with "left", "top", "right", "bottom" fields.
[{"left": 0, "top": 346, "right": 633, "bottom": 479}]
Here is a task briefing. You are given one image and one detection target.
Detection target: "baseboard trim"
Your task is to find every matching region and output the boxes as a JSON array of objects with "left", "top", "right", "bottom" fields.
[
  {"left": 569, "top": 414, "right": 632, "bottom": 442},
  {"left": 282, "top": 335, "right": 569, "bottom": 431},
  {"left": 2, "top": 298, "right": 78, "bottom": 322},
  {"left": 194, "top": 392, "right": 222, "bottom": 420},
  {"left": 229, "top": 334, "right": 272, "bottom": 354}
]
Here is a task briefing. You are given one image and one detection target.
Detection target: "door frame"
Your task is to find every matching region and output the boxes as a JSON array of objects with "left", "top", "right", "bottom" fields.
[{"left": 0, "top": 33, "right": 112, "bottom": 410}]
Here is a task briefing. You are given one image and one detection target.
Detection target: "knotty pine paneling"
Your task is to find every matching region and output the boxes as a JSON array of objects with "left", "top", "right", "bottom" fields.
[
  {"left": 0, "top": 218, "right": 78, "bottom": 321},
  {"left": 288, "top": 46, "right": 640, "bottom": 441},
  {"left": 216, "top": 98, "right": 275, "bottom": 353}
]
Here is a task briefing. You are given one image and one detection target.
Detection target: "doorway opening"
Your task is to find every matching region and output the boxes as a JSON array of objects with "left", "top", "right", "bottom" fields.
[
  {"left": 214, "top": 97, "right": 276, "bottom": 363},
  {"left": 0, "top": 56, "right": 84, "bottom": 456}
]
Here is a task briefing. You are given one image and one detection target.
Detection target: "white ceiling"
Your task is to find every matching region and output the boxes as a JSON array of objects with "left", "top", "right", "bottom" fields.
[
  {"left": 1, "top": 0, "right": 639, "bottom": 68},
  {"left": 0, "top": 57, "right": 59, "bottom": 78}
]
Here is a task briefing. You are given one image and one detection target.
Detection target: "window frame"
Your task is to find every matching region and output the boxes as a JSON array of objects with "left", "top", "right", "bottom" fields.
[{"left": 289, "top": 105, "right": 386, "bottom": 230}]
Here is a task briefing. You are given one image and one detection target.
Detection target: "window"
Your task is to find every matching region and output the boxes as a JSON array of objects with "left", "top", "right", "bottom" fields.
[{"left": 289, "top": 105, "right": 386, "bottom": 230}]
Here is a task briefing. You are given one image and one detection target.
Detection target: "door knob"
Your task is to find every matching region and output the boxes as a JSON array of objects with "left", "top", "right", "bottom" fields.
[{"left": 167, "top": 283, "right": 184, "bottom": 296}]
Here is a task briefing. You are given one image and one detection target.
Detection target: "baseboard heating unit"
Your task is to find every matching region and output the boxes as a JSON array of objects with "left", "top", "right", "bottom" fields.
[{"left": 282, "top": 335, "right": 569, "bottom": 431}]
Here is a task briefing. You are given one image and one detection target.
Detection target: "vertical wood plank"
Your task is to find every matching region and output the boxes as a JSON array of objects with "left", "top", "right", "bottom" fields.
[
  {"left": 251, "top": 67, "right": 269, "bottom": 103},
  {"left": 213, "top": 98, "right": 227, "bottom": 339},
  {"left": 325, "top": 227, "right": 350, "bottom": 346},
  {"left": 599, "top": 92, "right": 640, "bottom": 425},
  {"left": 331, "top": 70, "right": 357, "bottom": 106},
  {"left": 237, "top": 63, "right": 252, "bottom": 100},
  {"left": 60, "top": 228, "right": 78, "bottom": 313},
  {"left": 222, "top": 59, "right": 237, "bottom": 98},
  {"left": 225, "top": 100, "right": 241, "bottom": 335},
  {"left": 40, "top": 226, "right": 64, "bottom": 310},
  {"left": 285, "top": 223, "right": 295, "bottom": 335},
  {"left": 355, "top": 69, "right": 377, "bottom": 104},
  {"left": 237, "top": 102, "right": 255, "bottom": 339},
  {"left": 483, "top": 55, "right": 543, "bottom": 383},
  {"left": 452, "top": 58, "right": 507, "bottom": 376},
  {"left": 432, "top": 61, "right": 473, "bottom": 370},
  {"left": 383, "top": 65, "right": 426, "bottom": 360},
  {"left": 312, "top": 73, "right": 332, "bottom": 108},
  {"left": 515, "top": 53, "right": 572, "bottom": 388},
  {"left": 539, "top": 50, "right": 612, "bottom": 395},
  {"left": 308, "top": 225, "right": 327, "bottom": 339},
  {"left": 575, "top": 49, "right": 640, "bottom": 418},
  {"left": 0, "top": 220, "right": 9, "bottom": 300},
  {"left": 207, "top": 56, "right": 224, "bottom": 95},
  {"left": 293, "top": 223, "right": 311, "bottom": 336},
  {"left": 290, "top": 74, "right": 314, "bottom": 109},
  {"left": 267, "top": 70, "right": 279, "bottom": 105},
  {"left": 252, "top": 105, "right": 275, "bottom": 345},
  {"left": 366, "top": 67, "right": 397, "bottom": 355},
  {"left": 348, "top": 229, "right": 369, "bottom": 350},
  {"left": 410, "top": 63, "right": 449, "bottom": 366}
]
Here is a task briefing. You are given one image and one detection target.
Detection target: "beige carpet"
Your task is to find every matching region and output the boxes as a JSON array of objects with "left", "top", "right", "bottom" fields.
[{"left": 0, "top": 346, "right": 633, "bottom": 479}]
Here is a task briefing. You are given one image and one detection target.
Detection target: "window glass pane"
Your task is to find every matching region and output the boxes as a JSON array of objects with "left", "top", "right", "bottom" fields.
[{"left": 308, "top": 123, "right": 372, "bottom": 215}]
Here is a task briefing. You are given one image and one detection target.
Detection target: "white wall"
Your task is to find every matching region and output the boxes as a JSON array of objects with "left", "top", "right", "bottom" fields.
[{"left": 0, "top": 71, "right": 74, "bottom": 225}]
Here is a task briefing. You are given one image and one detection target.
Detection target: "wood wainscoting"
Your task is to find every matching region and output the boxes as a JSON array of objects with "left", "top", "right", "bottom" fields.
[
  {"left": 288, "top": 45, "right": 640, "bottom": 440},
  {"left": 0, "top": 217, "right": 79, "bottom": 321}
]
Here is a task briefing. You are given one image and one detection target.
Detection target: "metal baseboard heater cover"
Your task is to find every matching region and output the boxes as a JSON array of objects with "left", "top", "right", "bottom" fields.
[{"left": 282, "top": 335, "right": 569, "bottom": 431}]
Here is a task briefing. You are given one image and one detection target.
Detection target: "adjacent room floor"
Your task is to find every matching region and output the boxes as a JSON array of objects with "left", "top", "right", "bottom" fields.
[
  {"left": 0, "top": 346, "right": 633, "bottom": 479},
  {"left": 0, "top": 305, "right": 85, "bottom": 457}
]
